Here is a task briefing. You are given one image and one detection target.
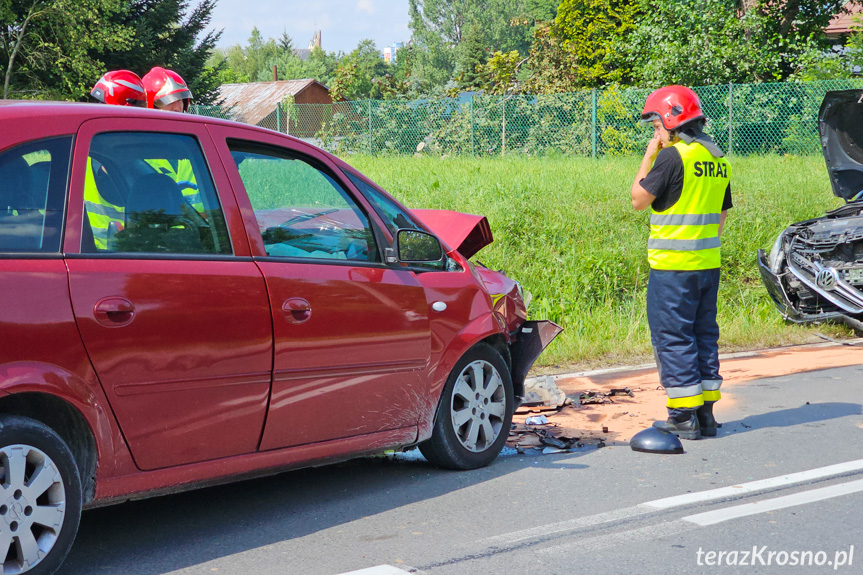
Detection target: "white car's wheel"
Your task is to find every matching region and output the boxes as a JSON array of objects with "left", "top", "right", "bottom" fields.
[
  {"left": 420, "top": 343, "right": 513, "bottom": 469},
  {"left": 0, "top": 416, "right": 82, "bottom": 575}
]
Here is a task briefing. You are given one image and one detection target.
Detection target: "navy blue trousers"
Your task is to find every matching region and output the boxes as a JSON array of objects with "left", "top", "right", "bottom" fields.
[{"left": 646, "top": 268, "right": 722, "bottom": 417}]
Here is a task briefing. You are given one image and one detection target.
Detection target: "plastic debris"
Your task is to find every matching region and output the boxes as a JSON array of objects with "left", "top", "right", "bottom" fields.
[{"left": 525, "top": 415, "right": 548, "bottom": 425}]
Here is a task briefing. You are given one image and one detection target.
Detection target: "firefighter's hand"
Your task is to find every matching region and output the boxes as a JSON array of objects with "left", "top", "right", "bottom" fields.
[{"left": 644, "top": 135, "right": 662, "bottom": 162}]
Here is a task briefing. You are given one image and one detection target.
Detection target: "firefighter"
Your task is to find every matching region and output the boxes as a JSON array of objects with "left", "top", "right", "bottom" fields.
[
  {"left": 86, "top": 70, "right": 147, "bottom": 249},
  {"left": 142, "top": 66, "right": 193, "bottom": 112},
  {"left": 630, "top": 85, "right": 733, "bottom": 440},
  {"left": 141, "top": 67, "right": 203, "bottom": 213}
]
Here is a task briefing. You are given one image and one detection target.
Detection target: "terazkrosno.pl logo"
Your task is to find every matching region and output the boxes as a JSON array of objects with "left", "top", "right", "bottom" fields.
[{"left": 696, "top": 546, "right": 854, "bottom": 569}]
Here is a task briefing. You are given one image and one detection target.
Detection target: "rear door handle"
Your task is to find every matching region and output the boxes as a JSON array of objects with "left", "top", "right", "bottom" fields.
[
  {"left": 282, "top": 298, "right": 311, "bottom": 324},
  {"left": 94, "top": 297, "right": 135, "bottom": 327}
]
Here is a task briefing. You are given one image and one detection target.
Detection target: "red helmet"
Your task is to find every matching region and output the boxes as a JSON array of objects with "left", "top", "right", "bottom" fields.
[
  {"left": 91, "top": 70, "right": 146, "bottom": 107},
  {"left": 641, "top": 85, "right": 704, "bottom": 131},
  {"left": 142, "top": 67, "right": 193, "bottom": 111}
]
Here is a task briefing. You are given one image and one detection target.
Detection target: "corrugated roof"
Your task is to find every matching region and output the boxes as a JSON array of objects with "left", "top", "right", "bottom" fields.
[
  {"left": 217, "top": 79, "right": 328, "bottom": 125},
  {"left": 827, "top": 2, "right": 863, "bottom": 36}
]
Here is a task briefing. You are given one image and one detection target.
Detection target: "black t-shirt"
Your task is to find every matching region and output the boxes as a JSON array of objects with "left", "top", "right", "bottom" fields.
[{"left": 640, "top": 146, "right": 733, "bottom": 212}]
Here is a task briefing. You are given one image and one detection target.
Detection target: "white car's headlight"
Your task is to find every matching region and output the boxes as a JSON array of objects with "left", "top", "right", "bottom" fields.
[{"left": 767, "top": 232, "right": 785, "bottom": 274}]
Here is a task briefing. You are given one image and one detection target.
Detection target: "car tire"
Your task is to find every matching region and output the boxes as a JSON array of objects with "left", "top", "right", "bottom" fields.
[
  {"left": 0, "top": 415, "right": 82, "bottom": 575},
  {"left": 420, "top": 343, "right": 514, "bottom": 470}
]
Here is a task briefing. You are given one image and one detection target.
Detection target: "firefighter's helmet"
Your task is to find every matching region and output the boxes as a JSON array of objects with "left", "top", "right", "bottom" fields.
[
  {"left": 641, "top": 85, "right": 704, "bottom": 131},
  {"left": 91, "top": 70, "right": 147, "bottom": 107},
  {"left": 143, "top": 67, "right": 193, "bottom": 111}
]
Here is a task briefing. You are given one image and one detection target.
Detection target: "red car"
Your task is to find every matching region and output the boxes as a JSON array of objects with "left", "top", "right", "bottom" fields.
[{"left": 0, "top": 101, "right": 560, "bottom": 574}]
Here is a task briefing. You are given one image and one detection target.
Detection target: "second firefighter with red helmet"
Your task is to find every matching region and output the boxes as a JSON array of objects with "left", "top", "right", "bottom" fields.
[
  {"left": 629, "top": 85, "right": 733, "bottom": 446},
  {"left": 142, "top": 67, "right": 193, "bottom": 112}
]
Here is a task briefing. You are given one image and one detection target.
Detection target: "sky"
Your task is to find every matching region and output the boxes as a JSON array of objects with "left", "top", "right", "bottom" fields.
[{"left": 207, "top": 0, "right": 412, "bottom": 54}]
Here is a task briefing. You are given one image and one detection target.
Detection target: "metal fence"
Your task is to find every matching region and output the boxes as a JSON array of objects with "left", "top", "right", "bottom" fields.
[{"left": 191, "top": 80, "right": 863, "bottom": 156}]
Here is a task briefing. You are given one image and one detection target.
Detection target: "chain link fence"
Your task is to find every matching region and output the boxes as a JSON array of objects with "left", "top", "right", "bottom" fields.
[{"left": 192, "top": 80, "right": 863, "bottom": 156}]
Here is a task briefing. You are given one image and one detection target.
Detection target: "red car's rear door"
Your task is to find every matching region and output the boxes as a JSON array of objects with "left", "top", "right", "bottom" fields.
[
  {"left": 64, "top": 118, "right": 273, "bottom": 470},
  {"left": 209, "top": 125, "right": 430, "bottom": 450}
]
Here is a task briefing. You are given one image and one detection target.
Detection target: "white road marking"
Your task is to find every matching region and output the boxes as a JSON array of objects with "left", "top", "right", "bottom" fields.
[
  {"left": 475, "top": 460, "right": 863, "bottom": 554},
  {"left": 683, "top": 478, "right": 863, "bottom": 526},
  {"left": 334, "top": 566, "right": 414, "bottom": 575},
  {"left": 478, "top": 505, "right": 652, "bottom": 547},
  {"left": 642, "top": 458, "right": 863, "bottom": 509}
]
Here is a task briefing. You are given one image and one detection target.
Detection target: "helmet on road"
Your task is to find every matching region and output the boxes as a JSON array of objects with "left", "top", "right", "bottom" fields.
[
  {"left": 91, "top": 70, "right": 146, "bottom": 107},
  {"left": 641, "top": 85, "right": 704, "bottom": 131},
  {"left": 630, "top": 426, "right": 684, "bottom": 454},
  {"left": 143, "top": 67, "right": 193, "bottom": 111}
]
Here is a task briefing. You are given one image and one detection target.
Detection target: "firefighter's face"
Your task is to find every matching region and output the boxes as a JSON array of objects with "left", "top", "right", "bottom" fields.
[
  {"left": 159, "top": 100, "right": 185, "bottom": 113},
  {"left": 652, "top": 119, "right": 675, "bottom": 146}
]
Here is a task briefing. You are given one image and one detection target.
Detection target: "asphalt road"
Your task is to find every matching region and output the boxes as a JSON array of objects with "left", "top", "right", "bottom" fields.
[{"left": 62, "top": 362, "right": 863, "bottom": 575}]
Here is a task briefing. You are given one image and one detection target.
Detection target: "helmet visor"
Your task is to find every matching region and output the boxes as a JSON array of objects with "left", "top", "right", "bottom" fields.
[{"left": 640, "top": 111, "right": 661, "bottom": 125}]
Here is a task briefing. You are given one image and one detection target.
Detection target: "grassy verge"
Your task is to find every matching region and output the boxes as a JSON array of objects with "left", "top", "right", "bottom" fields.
[{"left": 345, "top": 154, "right": 854, "bottom": 369}]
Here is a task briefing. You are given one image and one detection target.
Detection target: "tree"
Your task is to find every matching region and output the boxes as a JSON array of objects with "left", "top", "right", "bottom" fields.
[
  {"left": 480, "top": 50, "right": 523, "bottom": 94},
  {"left": 329, "top": 60, "right": 358, "bottom": 101},
  {"left": 524, "top": 22, "right": 578, "bottom": 94},
  {"left": 743, "top": 0, "right": 850, "bottom": 80},
  {"left": 278, "top": 29, "right": 293, "bottom": 53},
  {"left": 549, "top": 0, "right": 642, "bottom": 88},
  {"left": 93, "top": 0, "right": 224, "bottom": 103},
  {"left": 408, "top": 0, "right": 533, "bottom": 90},
  {"left": 454, "top": 23, "right": 486, "bottom": 90},
  {"left": 623, "top": 0, "right": 764, "bottom": 86},
  {"left": 1, "top": 0, "right": 129, "bottom": 99},
  {"left": 623, "top": 0, "right": 852, "bottom": 87},
  {"left": 524, "top": 0, "right": 558, "bottom": 22}
]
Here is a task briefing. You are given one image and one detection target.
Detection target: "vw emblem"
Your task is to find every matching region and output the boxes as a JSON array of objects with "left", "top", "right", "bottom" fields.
[{"left": 816, "top": 269, "right": 838, "bottom": 290}]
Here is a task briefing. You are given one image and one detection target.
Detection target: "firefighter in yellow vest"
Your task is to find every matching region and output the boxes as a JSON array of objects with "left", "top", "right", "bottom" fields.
[
  {"left": 142, "top": 67, "right": 204, "bottom": 214},
  {"left": 630, "top": 85, "right": 732, "bottom": 441},
  {"left": 86, "top": 70, "right": 147, "bottom": 249}
]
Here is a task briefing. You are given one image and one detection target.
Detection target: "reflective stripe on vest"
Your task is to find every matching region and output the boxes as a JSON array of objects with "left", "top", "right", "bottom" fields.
[
  {"left": 648, "top": 141, "right": 730, "bottom": 271},
  {"left": 83, "top": 157, "right": 124, "bottom": 250}
]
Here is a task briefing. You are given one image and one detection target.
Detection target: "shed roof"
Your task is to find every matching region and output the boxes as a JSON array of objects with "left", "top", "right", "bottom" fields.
[
  {"left": 217, "top": 79, "right": 328, "bottom": 125},
  {"left": 826, "top": 2, "right": 863, "bottom": 36}
]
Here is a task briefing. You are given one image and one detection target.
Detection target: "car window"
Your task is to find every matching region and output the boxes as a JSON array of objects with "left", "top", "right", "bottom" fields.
[
  {"left": 229, "top": 144, "right": 379, "bottom": 262},
  {"left": 0, "top": 136, "right": 71, "bottom": 253},
  {"left": 83, "top": 133, "right": 231, "bottom": 255},
  {"left": 344, "top": 171, "right": 421, "bottom": 237}
]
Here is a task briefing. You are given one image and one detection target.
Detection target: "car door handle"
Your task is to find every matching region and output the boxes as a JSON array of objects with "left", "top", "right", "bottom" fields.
[
  {"left": 94, "top": 297, "right": 135, "bottom": 327},
  {"left": 282, "top": 298, "right": 312, "bottom": 324}
]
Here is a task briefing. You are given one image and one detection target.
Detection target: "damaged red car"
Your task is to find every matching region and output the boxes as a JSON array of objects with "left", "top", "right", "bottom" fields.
[{"left": 0, "top": 101, "right": 560, "bottom": 574}]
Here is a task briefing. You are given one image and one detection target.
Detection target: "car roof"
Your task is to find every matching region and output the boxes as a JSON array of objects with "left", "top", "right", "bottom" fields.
[{"left": 0, "top": 99, "right": 321, "bottom": 154}]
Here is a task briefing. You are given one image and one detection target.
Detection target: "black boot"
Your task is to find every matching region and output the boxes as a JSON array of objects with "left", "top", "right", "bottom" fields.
[
  {"left": 697, "top": 402, "right": 718, "bottom": 437},
  {"left": 652, "top": 410, "right": 701, "bottom": 440}
]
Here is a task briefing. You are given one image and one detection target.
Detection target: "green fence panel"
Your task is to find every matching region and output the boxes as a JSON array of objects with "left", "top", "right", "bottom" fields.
[{"left": 190, "top": 80, "right": 863, "bottom": 157}]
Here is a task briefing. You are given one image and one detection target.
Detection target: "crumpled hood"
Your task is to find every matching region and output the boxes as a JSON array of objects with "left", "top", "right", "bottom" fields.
[
  {"left": 819, "top": 90, "right": 863, "bottom": 202},
  {"left": 411, "top": 209, "right": 493, "bottom": 259}
]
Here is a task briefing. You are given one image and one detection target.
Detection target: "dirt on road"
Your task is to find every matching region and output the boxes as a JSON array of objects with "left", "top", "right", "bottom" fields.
[{"left": 510, "top": 341, "right": 863, "bottom": 452}]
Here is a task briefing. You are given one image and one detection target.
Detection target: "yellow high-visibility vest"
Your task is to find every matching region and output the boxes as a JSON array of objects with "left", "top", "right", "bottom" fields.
[
  {"left": 83, "top": 158, "right": 124, "bottom": 250},
  {"left": 648, "top": 141, "right": 730, "bottom": 271}
]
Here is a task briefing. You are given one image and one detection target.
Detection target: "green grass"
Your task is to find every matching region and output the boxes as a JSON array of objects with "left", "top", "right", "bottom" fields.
[{"left": 344, "top": 154, "right": 854, "bottom": 369}]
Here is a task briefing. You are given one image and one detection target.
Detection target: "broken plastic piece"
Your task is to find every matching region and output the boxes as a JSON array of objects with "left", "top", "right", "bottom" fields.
[{"left": 525, "top": 415, "right": 548, "bottom": 425}]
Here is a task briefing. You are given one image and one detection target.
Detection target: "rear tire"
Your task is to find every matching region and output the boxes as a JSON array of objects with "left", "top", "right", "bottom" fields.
[
  {"left": 420, "top": 343, "right": 513, "bottom": 470},
  {"left": 0, "top": 415, "right": 82, "bottom": 575}
]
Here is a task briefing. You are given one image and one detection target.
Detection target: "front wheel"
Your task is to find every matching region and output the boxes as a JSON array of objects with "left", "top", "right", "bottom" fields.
[
  {"left": 0, "top": 416, "right": 82, "bottom": 575},
  {"left": 420, "top": 343, "right": 514, "bottom": 470}
]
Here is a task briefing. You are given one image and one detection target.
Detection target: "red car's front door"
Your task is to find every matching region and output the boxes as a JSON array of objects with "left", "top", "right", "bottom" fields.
[
  {"left": 211, "top": 128, "right": 431, "bottom": 450},
  {"left": 64, "top": 119, "right": 273, "bottom": 470}
]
